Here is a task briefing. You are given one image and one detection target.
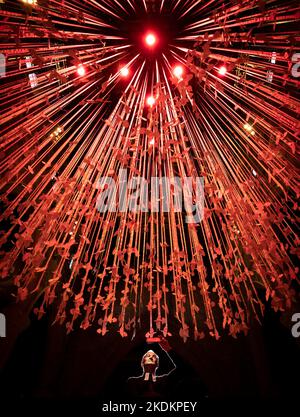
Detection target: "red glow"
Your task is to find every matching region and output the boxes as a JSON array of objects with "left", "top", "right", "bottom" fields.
[
  {"left": 173, "top": 65, "right": 184, "bottom": 79},
  {"left": 77, "top": 65, "right": 86, "bottom": 77},
  {"left": 219, "top": 66, "right": 227, "bottom": 76},
  {"left": 147, "top": 96, "right": 156, "bottom": 107},
  {"left": 145, "top": 33, "right": 157, "bottom": 47},
  {"left": 120, "top": 67, "right": 129, "bottom": 77}
]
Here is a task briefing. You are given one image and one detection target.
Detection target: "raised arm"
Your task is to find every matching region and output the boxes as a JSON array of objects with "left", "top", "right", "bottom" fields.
[{"left": 158, "top": 337, "right": 177, "bottom": 377}]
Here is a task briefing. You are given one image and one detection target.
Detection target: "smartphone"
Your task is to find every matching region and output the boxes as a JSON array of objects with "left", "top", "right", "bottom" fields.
[{"left": 146, "top": 337, "right": 161, "bottom": 343}]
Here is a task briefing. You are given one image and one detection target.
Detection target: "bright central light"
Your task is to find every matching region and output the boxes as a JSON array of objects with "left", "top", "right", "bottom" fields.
[
  {"left": 120, "top": 67, "right": 129, "bottom": 77},
  {"left": 77, "top": 65, "right": 86, "bottom": 77},
  {"left": 219, "top": 66, "right": 227, "bottom": 76},
  {"left": 173, "top": 65, "right": 184, "bottom": 79},
  {"left": 145, "top": 33, "right": 157, "bottom": 47},
  {"left": 147, "top": 96, "right": 156, "bottom": 107}
]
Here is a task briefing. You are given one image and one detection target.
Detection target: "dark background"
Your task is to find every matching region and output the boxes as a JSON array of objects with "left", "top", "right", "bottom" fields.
[{"left": 0, "top": 298, "right": 299, "bottom": 409}]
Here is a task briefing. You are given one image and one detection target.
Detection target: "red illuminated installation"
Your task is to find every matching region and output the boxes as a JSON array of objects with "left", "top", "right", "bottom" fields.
[{"left": 0, "top": 0, "right": 299, "bottom": 342}]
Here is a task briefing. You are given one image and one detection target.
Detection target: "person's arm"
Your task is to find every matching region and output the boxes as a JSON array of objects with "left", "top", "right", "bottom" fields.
[{"left": 158, "top": 337, "right": 177, "bottom": 377}]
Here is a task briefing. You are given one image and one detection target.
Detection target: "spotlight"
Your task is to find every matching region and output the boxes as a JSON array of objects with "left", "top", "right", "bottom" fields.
[
  {"left": 22, "top": 0, "right": 37, "bottom": 5},
  {"left": 120, "top": 67, "right": 129, "bottom": 77},
  {"left": 147, "top": 96, "right": 156, "bottom": 107},
  {"left": 218, "top": 66, "right": 227, "bottom": 76},
  {"left": 50, "top": 126, "right": 63, "bottom": 142},
  {"left": 173, "top": 65, "right": 184, "bottom": 79},
  {"left": 271, "top": 52, "right": 277, "bottom": 64},
  {"left": 243, "top": 123, "right": 255, "bottom": 136},
  {"left": 145, "top": 33, "right": 157, "bottom": 47},
  {"left": 77, "top": 64, "right": 86, "bottom": 77},
  {"left": 149, "top": 138, "right": 155, "bottom": 146}
]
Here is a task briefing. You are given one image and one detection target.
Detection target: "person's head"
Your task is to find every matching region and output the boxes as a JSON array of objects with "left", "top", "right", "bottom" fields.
[{"left": 141, "top": 350, "right": 159, "bottom": 374}]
